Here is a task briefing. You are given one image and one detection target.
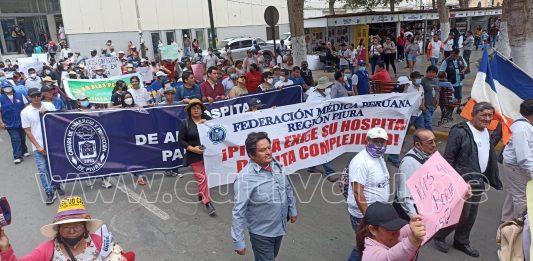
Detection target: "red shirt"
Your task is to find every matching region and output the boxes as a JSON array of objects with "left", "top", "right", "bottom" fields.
[
  {"left": 245, "top": 71, "right": 262, "bottom": 93},
  {"left": 200, "top": 80, "right": 225, "bottom": 100},
  {"left": 163, "top": 62, "right": 176, "bottom": 80},
  {"left": 373, "top": 69, "right": 392, "bottom": 84}
]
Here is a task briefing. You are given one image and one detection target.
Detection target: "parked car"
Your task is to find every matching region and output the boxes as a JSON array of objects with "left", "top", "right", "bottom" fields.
[
  {"left": 267, "top": 32, "right": 292, "bottom": 48},
  {"left": 202, "top": 37, "right": 275, "bottom": 65}
]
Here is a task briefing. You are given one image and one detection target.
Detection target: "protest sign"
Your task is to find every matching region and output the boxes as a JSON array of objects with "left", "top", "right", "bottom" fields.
[
  {"left": 42, "top": 86, "right": 303, "bottom": 182},
  {"left": 159, "top": 44, "right": 180, "bottom": 60},
  {"left": 62, "top": 73, "right": 143, "bottom": 104},
  {"left": 137, "top": 66, "right": 153, "bottom": 83},
  {"left": 198, "top": 92, "right": 421, "bottom": 188},
  {"left": 406, "top": 152, "right": 469, "bottom": 244},
  {"left": 17, "top": 57, "right": 43, "bottom": 74},
  {"left": 85, "top": 56, "right": 121, "bottom": 78},
  {"left": 32, "top": 53, "right": 48, "bottom": 63},
  {"left": 191, "top": 64, "right": 205, "bottom": 82}
]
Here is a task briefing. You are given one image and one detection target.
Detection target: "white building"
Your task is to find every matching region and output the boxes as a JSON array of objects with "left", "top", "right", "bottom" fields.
[{"left": 60, "top": 0, "right": 290, "bottom": 59}]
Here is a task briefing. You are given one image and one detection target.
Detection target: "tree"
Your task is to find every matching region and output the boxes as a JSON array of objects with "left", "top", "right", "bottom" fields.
[
  {"left": 329, "top": 0, "right": 336, "bottom": 15},
  {"left": 288, "top": 0, "right": 307, "bottom": 67},
  {"left": 497, "top": 0, "right": 533, "bottom": 76},
  {"left": 432, "top": 0, "right": 436, "bottom": 9},
  {"left": 437, "top": 0, "right": 450, "bottom": 40}
]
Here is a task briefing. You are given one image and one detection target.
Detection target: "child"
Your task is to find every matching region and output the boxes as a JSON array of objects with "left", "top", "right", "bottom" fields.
[{"left": 437, "top": 71, "right": 455, "bottom": 104}]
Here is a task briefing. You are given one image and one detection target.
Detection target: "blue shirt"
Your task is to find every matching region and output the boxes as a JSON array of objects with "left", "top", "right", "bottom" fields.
[
  {"left": 289, "top": 75, "right": 306, "bottom": 87},
  {"left": 174, "top": 84, "right": 202, "bottom": 102},
  {"left": 231, "top": 160, "right": 297, "bottom": 250},
  {"left": 14, "top": 85, "right": 28, "bottom": 99},
  {"left": 51, "top": 97, "right": 65, "bottom": 111}
]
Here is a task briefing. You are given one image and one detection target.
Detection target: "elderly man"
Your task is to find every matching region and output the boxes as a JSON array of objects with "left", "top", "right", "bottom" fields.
[
  {"left": 501, "top": 99, "right": 533, "bottom": 222},
  {"left": 232, "top": 132, "right": 297, "bottom": 261},
  {"left": 346, "top": 127, "right": 390, "bottom": 261},
  {"left": 433, "top": 102, "right": 502, "bottom": 258},
  {"left": 395, "top": 129, "right": 438, "bottom": 219}
]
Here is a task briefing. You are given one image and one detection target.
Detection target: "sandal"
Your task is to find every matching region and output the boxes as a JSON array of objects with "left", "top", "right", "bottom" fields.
[{"left": 137, "top": 176, "right": 146, "bottom": 185}]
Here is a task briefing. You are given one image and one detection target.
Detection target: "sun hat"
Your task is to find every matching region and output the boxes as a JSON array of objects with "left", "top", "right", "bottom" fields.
[
  {"left": 40, "top": 196, "right": 103, "bottom": 238},
  {"left": 367, "top": 127, "right": 388, "bottom": 140},
  {"left": 364, "top": 202, "right": 408, "bottom": 230},
  {"left": 315, "top": 76, "right": 332, "bottom": 90},
  {"left": 43, "top": 76, "right": 57, "bottom": 83},
  {"left": 185, "top": 98, "right": 206, "bottom": 112}
]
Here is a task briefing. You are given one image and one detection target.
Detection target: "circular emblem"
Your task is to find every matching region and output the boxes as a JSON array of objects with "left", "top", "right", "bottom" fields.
[
  {"left": 64, "top": 117, "right": 110, "bottom": 173},
  {"left": 208, "top": 125, "right": 226, "bottom": 145}
]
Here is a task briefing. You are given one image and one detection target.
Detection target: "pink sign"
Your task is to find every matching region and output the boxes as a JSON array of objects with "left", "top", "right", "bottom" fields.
[
  {"left": 406, "top": 152, "right": 469, "bottom": 244},
  {"left": 191, "top": 64, "right": 205, "bottom": 83}
]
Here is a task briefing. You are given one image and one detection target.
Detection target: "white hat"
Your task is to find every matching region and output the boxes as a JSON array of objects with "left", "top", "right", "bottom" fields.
[
  {"left": 397, "top": 76, "right": 410, "bottom": 85},
  {"left": 118, "top": 50, "right": 125, "bottom": 54},
  {"left": 315, "top": 76, "right": 332, "bottom": 90},
  {"left": 155, "top": 71, "right": 167, "bottom": 77},
  {"left": 367, "top": 127, "right": 388, "bottom": 140}
]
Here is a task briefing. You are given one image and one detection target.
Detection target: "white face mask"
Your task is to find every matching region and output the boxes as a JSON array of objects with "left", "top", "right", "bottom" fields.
[
  {"left": 280, "top": 76, "right": 286, "bottom": 82},
  {"left": 3, "top": 87, "right": 13, "bottom": 93},
  {"left": 267, "top": 78, "right": 273, "bottom": 85},
  {"left": 30, "top": 73, "right": 37, "bottom": 79},
  {"left": 124, "top": 98, "right": 133, "bottom": 105}
]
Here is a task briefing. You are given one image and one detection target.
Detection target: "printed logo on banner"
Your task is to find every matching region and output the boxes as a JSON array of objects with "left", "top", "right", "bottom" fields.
[
  {"left": 207, "top": 125, "right": 226, "bottom": 145},
  {"left": 64, "top": 117, "right": 110, "bottom": 173}
]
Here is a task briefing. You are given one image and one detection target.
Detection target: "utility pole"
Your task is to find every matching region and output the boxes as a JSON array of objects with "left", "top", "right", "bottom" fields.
[
  {"left": 207, "top": 0, "right": 217, "bottom": 49},
  {"left": 134, "top": 0, "right": 146, "bottom": 57}
]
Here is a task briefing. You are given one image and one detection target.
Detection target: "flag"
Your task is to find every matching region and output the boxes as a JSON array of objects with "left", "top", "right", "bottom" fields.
[{"left": 461, "top": 49, "right": 533, "bottom": 144}]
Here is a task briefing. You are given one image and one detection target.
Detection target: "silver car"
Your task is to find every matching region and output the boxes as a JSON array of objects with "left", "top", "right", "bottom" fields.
[{"left": 209, "top": 37, "right": 276, "bottom": 65}]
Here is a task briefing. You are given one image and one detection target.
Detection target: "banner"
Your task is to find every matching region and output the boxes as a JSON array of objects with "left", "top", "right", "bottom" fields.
[
  {"left": 159, "top": 44, "right": 180, "bottom": 60},
  {"left": 198, "top": 92, "right": 420, "bottom": 188},
  {"left": 17, "top": 57, "right": 43, "bottom": 75},
  {"left": 406, "top": 152, "right": 469, "bottom": 244},
  {"left": 32, "top": 53, "right": 48, "bottom": 63},
  {"left": 42, "top": 86, "right": 303, "bottom": 182},
  {"left": 62, "top": 73, "right": 143, "bottom": 104},
  {"left": 137, "top": 66, "right": 153, "bottom": 83},
  {"left": 85, "top": 56, "right": 121, "bottom": 79}
]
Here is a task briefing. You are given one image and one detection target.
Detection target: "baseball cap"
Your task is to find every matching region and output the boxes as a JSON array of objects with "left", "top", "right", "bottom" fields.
[
  {"left": 28, "top": 88, "right": 41, "bottom": 96},
  {"left": 41, "top": 85, "right": 54, "bottom": 92},
  {"left": 367, "top": 127, "right": 388, "bottom": 140},
  {"left": 155, "top": 71, "right": 167, "bottom": 77},
  {"left": 364, "top": 202, "right": 408, "bottom": 230},
  {"left": 163, "top": 86, "right": 176, "bottom": 94},
  {"left": 118, "top": 51, "right": 125, "bottom": 54},
  {"left": 75, "top": 92, "right": 88, "bottom": 101},
  {"left": 247, "top": 98, "right": 265, "bottom": 108},
  {"left": 397, "top": 76, "right": 410, "bottom": 85},
  {"left": 1, "top": 81, "right": 13, "bottom": 88}
]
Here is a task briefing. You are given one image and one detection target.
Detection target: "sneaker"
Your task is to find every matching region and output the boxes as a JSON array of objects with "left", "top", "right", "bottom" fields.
[
  {"left": 45, "top": 193, "right": 56, "bottom": 205},
  {"left": 23, "top": 152, "right": 30, "bottom": 157},
  {"left": 433, "top": 238, "right": 450, "bottom": 253},
  {"left": 13, "top": 158, "right": 22, "bottom": 164},
  {"left": 137, "top": 176, "right": 146, "bottom": 185},
  {"left": 56, "top": 187, "right": 66, "bottom": 196},
  {"left": 206, "top": 202, "right": 216, "bottom": 216},
  {"left": 326, "top": 175, "right": 339, "bottom": 182},
  {"left": 101, "top": 178, "right": 113, "bottom": 188}
]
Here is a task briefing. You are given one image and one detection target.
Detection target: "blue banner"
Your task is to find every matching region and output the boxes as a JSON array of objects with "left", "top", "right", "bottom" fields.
[{"left": 42, "top": 86, "right": 303, "bottom": 182}]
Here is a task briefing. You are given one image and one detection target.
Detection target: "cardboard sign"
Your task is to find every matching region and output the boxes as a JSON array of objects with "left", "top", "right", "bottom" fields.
[
  {"left": 0, "top": 197, "right": 11, "bottom": 227},
  {"left": 137, "top": 66, "right": 153, "bottom": 83},
  {"left": 17, "top": 57, "right": 44, "bottom": 75},
  {"left": 85, "top": 56, "right": 121, "bottom": 79},
  {"left": 406, "top": 152, "right": 469, "bottom": 244}
]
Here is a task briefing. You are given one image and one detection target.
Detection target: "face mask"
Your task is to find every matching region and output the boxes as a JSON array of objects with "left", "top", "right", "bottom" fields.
[
  {"left": 124, "top": 98, "right": 133, "bottom": 105},
  {"left": 61, "top": 234, "right": 85, "bottom": 247},
  {"left": 366, "top": 143, "right": 387, "bottom": 158},
  {"left": 45, "top": 82, "right": 52, "bottom": 86},
  {"left": 229, "top": 73, "right": 237, "bottom": 80},
  {"left": 45, "top": 70, "right": 51, "bottom": 75},
  {"left": 344, "top": 75, "right": 349, "bottom": 81},
  {"left": 415, "top": 79, "right": 422, "bottom": 85},
  {"left": 3, "top": 87, "right": 13, "bottom": 93},
  {"left": 96, "top": 71, "right": 103, "bottom": 75},
  {"left": 280, "top": 76, "right": 286, "bottom": 82},
  {"left": 80, "top": 100, "right": 90, "bottom": 108},
  {"left": 359, "top": 67, "right": 366, "bottom": 72},
  {"left": 30, "top": 73, "right": 37, "bottom": 79},
  {"left": 414, "top": 147, "right": 431, "bottom": 159},
  {"left": 267, "top": 78, "right": 273, "bottom": 84}
]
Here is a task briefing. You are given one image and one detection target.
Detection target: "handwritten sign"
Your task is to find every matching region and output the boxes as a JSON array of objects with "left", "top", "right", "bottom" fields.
[
  {"left": 17, "top": 57, "right": 44, "bottom": 75},
  {"left": 406, "top": 152, "right": 468, "bottom": 244},
  {"left": 85, "top": 56, "right": 121, "bottom": 79},
  {"left": 191, "top": 64, "right": 205, "bottom": 83},
  {"left": 160, "top": 44, "right": 180, "bottom": 60},
  {"left": 137, "top": 66, "right": 153, "bottom": 83}
]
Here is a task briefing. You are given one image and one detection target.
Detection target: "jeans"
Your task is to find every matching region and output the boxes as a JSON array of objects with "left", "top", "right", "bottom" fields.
[
  {"left": 433, "top": 194, "right": 482, "bottom": 245},
  {"left": 370, "top": 55, "right": 380, "bottom": 74},
  {"left": 453, "top": 85, "right": 463, "bottom": 101},
  {"left": 463, "top": 50, "right": 471, "bottom": 69},
  {"left": 430, "top": 58, "right": 439, "bottom": 66},
  {"left": 6, "top": 128, "right": 28, "bottom": 159},
  {"left": 348, "top": 215, "right": 362, "bottom": 261},
  {"left": 249, "top": 233, "right": 283, "bottom": 261},
  {"left": 388, "top": 154, "right": 400, "bottom": 164},
  {"left": 34, "top": 150, "right": 56, "bottom": 194},
  {"left": 383, "top": 53, "right": 397, "bottom": 74},
  {"left": 409, "top": 115, "right": 425, "bottom": 129},
  {"left": 308, "top": 161, "right": 335, "bottom": 176},
  {"left": 397, "top": 45, "right": 404, "bottom": 60},
  {"left": 422, "top": 108, "right": 435, "bottom": 131}
]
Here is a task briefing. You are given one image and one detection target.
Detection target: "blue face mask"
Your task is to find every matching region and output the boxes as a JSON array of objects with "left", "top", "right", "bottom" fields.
[
  {"left": 366, "top": 143, "right": 387, "bottom": 158},
  {"left": 359, "top": 67, "right": 366, "bottom": 72},
  {"left": 415, "top": 79, "right": 422, "bottom": 85},
  {"left": 230, "top": 73, "right": 237, "bottom": 80},
  {"left": 80, "top": 100, "right": 90, "bottom": 108}
]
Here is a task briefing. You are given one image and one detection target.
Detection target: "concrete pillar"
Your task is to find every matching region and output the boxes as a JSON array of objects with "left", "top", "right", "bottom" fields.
[
  {"left": 46, "top": 14, "right": 58, "bottom": 43},
  {"left": 466, "top": 17, "right": 472, "bottom": 31},
  {"left": 396, "top": 21, "right": 401, "bottom": 38}
]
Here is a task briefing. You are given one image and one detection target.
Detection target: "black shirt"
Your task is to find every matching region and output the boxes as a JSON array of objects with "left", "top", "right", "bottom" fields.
[{"left": 178, "top": 114, "right": 212, "bottom": 164}]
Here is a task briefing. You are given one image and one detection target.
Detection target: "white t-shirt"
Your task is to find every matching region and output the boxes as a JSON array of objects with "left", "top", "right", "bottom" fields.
[
  {"left": 21, "top": 102, "right": 56, "bottom": 150},
  {"left": 467, "top": 122, "right": 490, "bottom": 173},
  {"left": 430, "top": 41, "right": 442, "bottom": 59},
  {"left": 305, "top": 89, "right": 330, "bottom": 102},
  {"left": 339, "top": 49, "right": 352, "bottom": 66},
  {"left": 274, "top": 79, "right": 294, "bottom": 89},
  {"left": 444, "top": 39, "right": 454, "bottom": 51},
  {"left": 129, "top": 87, "right": 151, "bottom": 107},
  {"left": 347, "top": 149, "right": 390, "bottom": 218},
  {"left": 406, "top": 83, "right": 424, "bottom": 116}
]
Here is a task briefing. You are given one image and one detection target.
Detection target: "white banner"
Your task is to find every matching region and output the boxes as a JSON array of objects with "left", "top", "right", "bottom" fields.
[
  {"left": 32, "top": 53, "right": 48, "bottom": 63},
  {"left": 137, "top": 66, "right": 153, "bottom": 83},
  {"left": 85, "top": 56, "right": 121, "bottom": 79},
  {"left": 198, "top": 92, "right": 421, "bottom": 188},
  {"left": 17, "top": 57, "right": 44, "bottom": 74}
]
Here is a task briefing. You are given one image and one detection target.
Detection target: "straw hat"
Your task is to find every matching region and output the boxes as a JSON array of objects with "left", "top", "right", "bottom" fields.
[
  {"left": 42, "top": 76, "right": 57, "bottom": 83},
  {"left": 40, "top": 196, "right": 103, "bottom": 238},
  {"left": 185, "top": 98, "right": 206, "bottom": 112}
]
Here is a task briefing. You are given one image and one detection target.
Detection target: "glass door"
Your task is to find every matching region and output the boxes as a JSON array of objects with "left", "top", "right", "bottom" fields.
[{"left": 1, "top": 19, "right": 18, "bottom": 53}]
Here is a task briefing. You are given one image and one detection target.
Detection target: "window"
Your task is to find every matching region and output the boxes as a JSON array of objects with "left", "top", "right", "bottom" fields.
[
  {"left": 241, "top": 40, "right": 252, "bottom": 48},
  {"left": 229, "top": 41, "right": 240, "bottom": 50}
]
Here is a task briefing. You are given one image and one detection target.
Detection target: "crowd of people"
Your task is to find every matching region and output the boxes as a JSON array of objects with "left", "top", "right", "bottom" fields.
[{"left": 0, "top": 29, "right": 531, "bottom": 261}]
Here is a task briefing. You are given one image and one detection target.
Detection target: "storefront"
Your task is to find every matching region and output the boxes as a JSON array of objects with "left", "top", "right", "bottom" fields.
[{"left": 0, "top": 0, "right": 62, "bottom": 54}]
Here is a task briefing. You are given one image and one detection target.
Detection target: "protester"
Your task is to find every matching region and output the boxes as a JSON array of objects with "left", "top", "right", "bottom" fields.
[
  {"left": 339, "top": 43, "right": 352, "bottom": 70},
  {"left": 501, "top": 99, "right": 533, "bottom": 222},
  {"left": 382, "top": 37, "right": 397, "bottom": 77},
  {"left": 222, "top": 67, "right": 237, "bottom": 96},
  {"left": 200, "top": 66, "right": 225, "bottom": 103},
  {"left": 273, "top": 69, "right": 294, "bottom": 89},
  {"left": 109, "top": 80, "right": 128, "bottom": 108},
  {"left": 120, "top": 91, "right": 135, "bottom": 108},
  {"left": 23, "top": 39, "right": 33, "bottom": 57},
  {"left": 433, "top": 102, "right": 502, "bottom": 258},
  {"left": 41, "top": 84, "right": 65, "bottom": 111},
  {"left": 420, "top": 65, "right": 439, "bottom": 131},
  {"left": 395, "top": 129, "right": 437, "bottom": 219},
  {"left": 289, "top": 66, "right": 307, "bottom": 90},
  {"left": 92, "top": 67, "right": 108, "bottom": 79},
  {"left": 159, "top": 86, "right": 179, "bottom": 106},
  {"left": 228, "top": 75, "right": 249, "bottom": 98},
  {"left": 405, "top": 71, "right": 425, "bottom": 129},
  {"left": 256, "top": 72, "right": 274, "bottom": 92},
  {"left": 369, "top": 37, "right": 383, "bottom": 74},
  {"left": 203, "top": 47, "right": 219, "bottom": 69},
  {"left": 397, "top": 32, "right": 406, "bottom": 62},
  {"left": 300, "top": 61, "right": 314, "bottom": 88},
  {"left": 370, "top": 62, "right": 392, "bottom": 84},
  {"left": 305, "top": 76, "right": 331, "bottom": 102},
  {"left": 271, "top": 66, "right": 282, "bottom": 86},
  {"left": 356, "top": 202, "right": 426, "bottom": 261},
  {"left": 343, "top": 67, "right": 356, "bottom": 96},
  {"left": 128, "top": 75, "right": 151, "bottom": 107},
  {"left": 356, "top": 38, "right": 367, "bottom": 62},
  {"left": 331, "top": 70, "right": 349, "bottom": 99},
  {"left": 0, "top": 196, "right": 134, "bottom": 261},
  {"left": 234, "top": 60, "right": 245, "bottom": 76},
  {"left": 243, "top": 50, "right": 258, "bottom": 73},
  {"left": 244, "top": 63, "right": 261, "bottom": 94},
  {"left": 346, "top": 127, "right": 391, "bottom": 261},
  {"left": 353, "top": 60, "right": 370, "bottom": 96},
  {"left": 178, "top": 99, "right": 216, "bottom": 216},
  {"left": 247, "top": 98, "right": 265, "bottom": 112},
  {"left": 439, "top": 49, "right": 467, "bottom": 103},
  {"left": 24, "top": 68, "right": 43, "bottom": 91},
  {"left": 232, "top": 132, "right": 297, "bottom": 260},
  {"left": 0, "top": 81, "right": 29, "bottom": 164},
  {"left": 427, "top": 34, "right": 444, "bottom": 66},
  {"left": 21, "top": 88, "right": 63, "bottom": 204}
]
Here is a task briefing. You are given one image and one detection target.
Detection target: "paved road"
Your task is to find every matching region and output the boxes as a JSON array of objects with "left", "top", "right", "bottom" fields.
[{"left": 0, "top": 49, "right": 505, "bottom": 260}]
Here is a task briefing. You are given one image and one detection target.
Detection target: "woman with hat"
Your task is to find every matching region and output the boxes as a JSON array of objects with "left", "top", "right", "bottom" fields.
[
  {"left": 355, "top": 202, "right": 425, "bottom": 261},
  {"left": 0, "top": 196, "right": 134, "bottom": 260},
  {"left": 178, "top": 99, "right": 216, "bottom": 216}
]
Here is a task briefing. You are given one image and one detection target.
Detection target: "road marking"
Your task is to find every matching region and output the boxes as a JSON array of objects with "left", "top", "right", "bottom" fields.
[{"left": 111, "top": 177, "right": 170, "bottom": 220}]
